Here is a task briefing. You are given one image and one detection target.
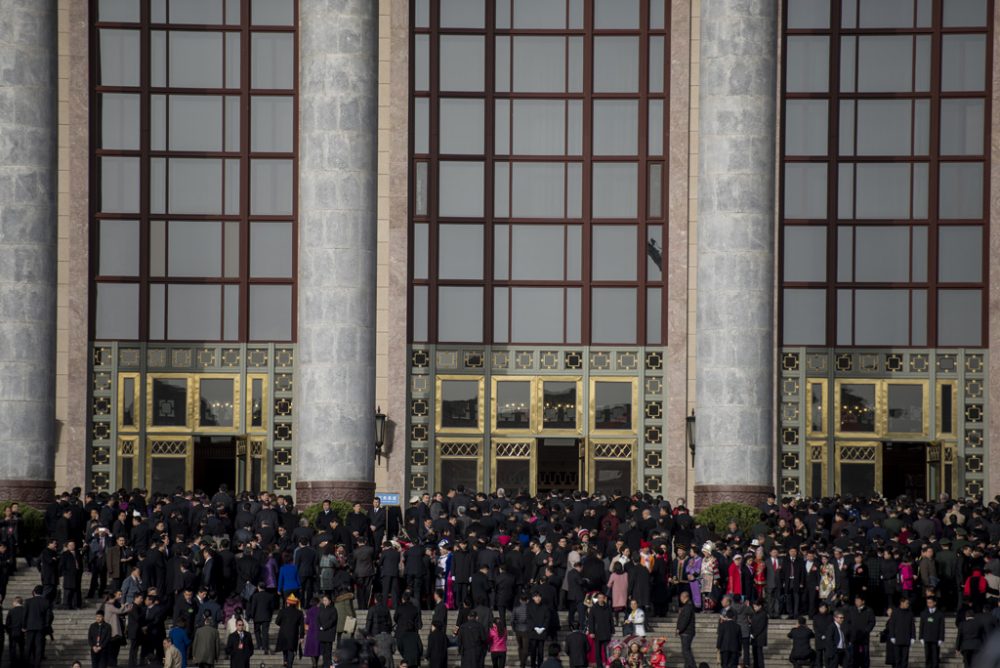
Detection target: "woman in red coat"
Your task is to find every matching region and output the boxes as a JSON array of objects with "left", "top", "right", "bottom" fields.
[{"left": 726, "top": 553, "right": 744, "bottom": 597}]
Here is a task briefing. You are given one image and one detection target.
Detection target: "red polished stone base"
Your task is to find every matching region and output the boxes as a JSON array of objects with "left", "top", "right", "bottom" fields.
[
  {"left": 0, "top": 479, "right": 56, "bottom": 505},
  {"left": 296, "top": 479, "right": 376, "bottom": 508},
  {"left": 694, "top": 484, "right": 773, "bottom": 510}
]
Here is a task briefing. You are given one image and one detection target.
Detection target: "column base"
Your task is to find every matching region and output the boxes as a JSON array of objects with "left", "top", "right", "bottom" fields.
[
  {"left": 296, "top": 480, "right": 376, "bottom": 508},
  {"left": 0, "top": 479, "right": 55, "bottom": 505},
  {"left": 694, "top": 484, "right": 773, "bottom": 510}
]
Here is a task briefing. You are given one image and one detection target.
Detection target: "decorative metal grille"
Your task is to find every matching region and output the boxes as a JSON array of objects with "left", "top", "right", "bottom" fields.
[
  {"left": 197, "top": 349, "right": 217, "bottom": 367},
  {"left": 966, "top": 454, "right": 984, "bottom": 474},
  {"left": 151, "top": 440, "right": 188, "bottom": 456},
  {"left": 782, "top": 378, "right": 799, "bottom": 398},
  {"left": 491, "top": 351, "right": 510, "bottom": 370},
  {"left": 412, "top": 424, "right": 428, "bottom": 441},
  {"left": 412, "top": 349, "right": 430, "bottom": 368},
  {"left": 275, "top": 348, "right": 294, "bottom": 368},
  {"left": 411, "top": 473, "right": 428, "bottom": 490},
  {"left": 966, "top": 428, "right": 984, "bottom": 447},
  {"left": 92, "top": 446, "right": 110, "bottom": 466},
  {"left": 781, "top": 402, "right": 799, "bottom": 421},
  {"left": 495, "top": 442, "right": 531, "bottom": 458},
  {"left": 274, "top": 423, "right": 292, "bottom": 441},
  {"left": 119, "top": 348, "right": 140, "bottom": 367},
  {"left": 936, "top": 354, "right": 957, "bottom": 373},
  {"left": 806, "top": 353, "right": 827, "bottom": 373},
  {"left": 644, "top": 450, "right": 662, "bottom": 468},
  {"left": 617, "top": 352, "right": 638, "bottom": 371},
  {"left": 644, "top": 475, "right": 661, "bottom": 494},
  {"left": 644, "top": 351, "right": 662, "bottom": 371},
  {"left": 171, "top": 349, "right": 193, "bottom": 368},
  {"left": 412, "top": 375, "right": 429, "bottom": 393},
  {"left": 147, "top": 349, "right": 167, "bottom": 367},
  {"left": 94, "top": 372, "right": 112, "bottom": 392},
  {"left": 859, "top": 354, "right": 879, "bottom": 372},
  {"left": 593, "top": 442, "right": 633, "bottom": 459},
  {"left": 966, "top": 354, "right": 984, "bottom": 373},
  {"left": 565, "top": 351, "right": 583, "bottom": 369},
  {"left": 436, "top": 351, "right": 458, "bottom": 369},
  {"left": 515, "top": 351, "right": 534, "bottom": 369},
  {"left": 809, "top": 445, "right": 823, "bottom": 461},
  {"left": 885, "top": 354, "right": 903, "bottom": 372},
  {"left": 274, "top": 472, "right": 291, "bottom": 491},
  {"left": 644, "top": 425, "right": 662, "bottom": 444},
  {"left": 909, "top": 354, "right": 929, "bottom": 372},
  {"left": 274, "top": 447, "right": 292, "bottom": 467},
  {"left": 464, "top": 351, "right": 484, "bottom": 368},
  {"left": 221, "top": 349, "right": 241, "bottom": 367},
  {"left": 119, "top": 439, "right": 135, "bottom": 456},
  {"left": 275, "top": 398, "right": 293, "bottom": 416},
  {"left": 93, "top": 422, "right": 110, "bottom": 440},
  {"left": 248, "top": 349, "right": 269, "bottom": 367},
  {"left": 782, "top": 352, "right": 800, "bottom": 371},
  {"left": 439, "top": 441, "right": 480, "bottom": 457},
  {"left": 965, "top": 404, "right": 983, "bottom": 423},
  {"left": 411, "top": 399, "right": 428, "bottom": 417},
  {"left": 782, "top": 452, "right": 800, "bottom": 470},
  {"left": 965, "top": 479, "right": 983, "bottom": 497},
  {"left": 250, "top": 440, "right": 264, "bottom": 457},
  {"left": 539, "top": 470, "right": 577, "bottom": 487},
  {"left": 410, "top": 448, "right": 428, "bottom": 466},
  {"left": 590, "top": 352, "right": 611, "bottom": 370},
  {"left": 94, "top": 396, "right": 111, "bottom": 416},
  {"left": 94, "top": 347, "right": 112, "bottom": 366},
  {"left": 645, "top": 401, "right": 662, "bottom": 420},
  {"left": 782, "top": 427, "right": 799, "bottom": 446},
  {"left": 839, "top": 445, "right": 876, "bottom": 462},
  {"left": 645, "top": 376, "right": 663, "bottom": 395},
  {"left": 835, "top": 353, "right": 852, "bottom": 371},
  {"left": 540, "top": 351, "right": 559, "bottom": 369},
  {"left": 275, "top": 373, "right": 293, "bottom": 393},
  {"left": 966, "top": 379, "right": 984, "bottom": 399},
  {"left": 782, "top": 476, "right": 800, "bottom": 495}
]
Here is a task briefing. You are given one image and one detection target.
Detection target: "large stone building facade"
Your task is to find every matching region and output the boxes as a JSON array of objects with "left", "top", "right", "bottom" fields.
[{"left": 0, "top": 0, "right": 997, "bottom": 507}]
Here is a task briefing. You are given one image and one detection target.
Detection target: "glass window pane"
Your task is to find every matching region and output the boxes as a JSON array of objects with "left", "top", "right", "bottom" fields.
[
  {"left": 512, "top": 100, "right": 565, "bottom": 155},
  {"left": 855, "top": 163, "right": 910, "bottom": 219},
  {"left": 784, "top": 163, "right": 827, "bottom": 219},
  {"left": 942, "top": 34, "right": 986, "bottom": 91},
  {"left": 439, "top": 224, "right": 484, "bottom": 280},
  {"left": 593, "top": 100, "right": 638, "bottom": 156},
  {"left": 856, "top": 100, "right": 912, "bottom": 156},
  {"left": 785, "top": 100, "right": 828, "bottom": 156},
  {"left": 250, "top": 222, "right": 293, "bottom": 278},
  {"left": 438, "top": 286, "right": 483, "bottom": 342},
  {"left": 810, "top": 383, "right": 824, "bottom": 433},
  {"left": 786, "top": 36, "right": 830, "bottom": 93},
  {"left": 250, "top": 96, "right": 293, "bottom": 152},
  {"left": 592, "top": 163, "right": 637, "bottom": 218},
  {"left": 412, "top": 285, "right": 429, "bottom": 341},
  {"left": 858, "top": 0, "right": 914, "bottom": 27},
  {"left": 510, "top": 225, "right": 565, "bottom": 280},
  {"left": 415, "top": 162, "right": 429, "bottom": 215},
  {"left": 415, "top": 0, "right": 430, "bottom": 26},
  {"left": 150, "top": 283, "right": 165, "bottom": 339},
  {"left": 595, "top": 0, "right": 639, "bottom": 28},
  {"left": 649, "top": 100, "right": 664, "bottom": 156},
  {"left": 783, "top": 226, "right": 827, "bottom": 282},
  {"left": 594, "top": 381, "right": 633, "bottom": 430},
  {"left": 169, "top": 95, "right": 222, "bottom": 151},
  {"left": 414, "top": 223, "right": 429, "bottom": 280},
  {"left": 566, "top": 288, "right": 581, "bottom": 342},
  {"left": 940, "top": 99, "right": 985, "bottom": 155},
  {"left": 649, "top": 0, "right": 665, "bottom": 28},
  {"left": 512, "top": 162, "right": 565, "bottom": 218},
  {"left": 225, "top": 96, "right": 240, "bottom": 151},
  {"left": 593, "top": 460, "right": 631, "bottom": 496},
  {"left": 224, "top": 284, "right": 238, "bottom": 340},
  {"left": 439, "top": 161, "right": 484, "bottom": 217},
  {"left": 495, "top": 162, "right": 510, "bottom": 217},
  {"left": 839, "top": 384, "right": 876, "bottom": 432},
  {"left": 441, "top": 35, "right": 485, "bottom": 92},
  {"left": 439, "top": 98, "right": 485, "bottom": 154},
  {"left": 225, "top": 159, "right": 240, "bottom": 215},
  {"left": 912, "top": 162, "right": 929, "bottom": 218},
  {"left": 199, "top": 378, "right": 235, "bottom": 428},
  {"left": 99, "top": 0, "right": 140, "bottom": 21},
  {"left": 647, "top": 226, "right": 663, "bottom": 280},
  {"left": 100, "top": 29, "right": 141, "bottom": 86},
  {"left": 840, "top": 36, "right": 856, "bottom": 91},
  {"left": 511, "top": 288, "right": 564, "bottom": 343},
  {"left": 855, "top": 227, "right": 909, "bottom": 282},
  {"left": 250, "top": 159, "right": 293, "bottom": 215},
  {"left": 939, "top": 162, "right": 983, "bottom": 219},
  {"left": 783, "top": 288, "right": 826, "bottom": 345},
  {"left": 151, "top": 157, "right": 166, "bottom": 213},
  {"left": 567, "top": 226, "right": 582, "bottom": 280},
  {"left": 168, "top": 221, "right": 222, "bottom": 277},
  {"left": 839, "top": 100, "right": 855, "bottom": 155},
  {"left": 441, "top": 0, "right": 485, "bottom": 27},
  {"left": 594, "top": 37, "right": 639, "bottom": 93},
  {"left": 647, "top": 287, "right": 662, "bottom": 345},
  {"left": 251, "top": 32, "right": 293, "bottom": 88},
  {"left": 649, "top": 36, "right": 665, "bottom": 93},
  {"left": 857, "top": 36, "right": 912, "bottom": 93},
  {"left": 101, "top": 157, "right": 140, "bottom": 214},
  {"left": 496, "top": 381, "right": 532, "bottom": 430},
  {"left": 914, "top": 100, "right": 930, "bottom": 155},
  {"left": 512, "top": 37, "right": 565, "bottom": 93},
  {"left": 567, "top": 162, "right": 582, "bottom": 217},
  {"left": 939, "top": 226, "right": 982, "bottom": 282},
  {"left": 938, "top": 289, "right": 981, "bottom": 346},
  {"left": 414, "top": 98, "right": 430, "bottom": 154},
  {"left": 912, "top": 226, "right": 928, "bottom": 281},
  {"left": 225, "top": 32, "right": 241, "bottom": 87},
  {"left": 169, "top": 158, "right": 222, "bottom": 214},
  {"left": 101, "top": 94, "right": 140, "bottom": 150},
  {"left": 170, "top": 32, "right": 223, "bottom": 88},
  {"left": 887, "top": 384, "right": 923, "bottom": 433},
  {"left": 440, "top": 460, "right": 478, "bottom": 493},
  {"left": 98, "top": 220, "right": 140, "bottom": 277},
  {"left": 837, "top": 288, "right": 852, "bottom": 345},
  {"left": 170, "top": 0, "right": 222, "bottom": 23},
  {"left": 249, "top": 285, "right": 292, "bottom": 341},
  {"left": 513, "top": 0, "right": 565, "bottom": 28},
  {"left": 542, "top": 381, "right": 577, "bottom": 429},
  {"left": 912, "top": 289, "right": 927, "bottom": 345},
  {"left": 649, "top": 163, "right": 663, "bottom": 217},
  {"left": 151, "top": 378, "right": 188, "bottom": 427},
  {"left": 915, "top": 35, "right": 931, "bottom": 91},
  {"left": 415, "top": 35, "right": 430, "bottom": 91},
  {"left": 943, "top": 0, "right": 988, "bottom": 26},
  {"left": 592, "top": 225, "right": 637, "bottom": 281},
  {"left": 95, "top": 283, "right": 139, "bottom": 340},
  {"left": 167, "top": 284, "right": 220, "bottom": 340},
  {"left": 251, "top": 0, "right": 294, "bottom": 25},
  {"left": 494, "top": 287, "right": 509, "bottom": 342},
  {"left": 568, "top": 37, "right": 583, "bottom": 92},
  {"left": 837, "top": 227, "right": 853, "bottom": 281},
  {"left": 788, "top": 0, "right": 830, "bottom": 28},
  {"left": 151, "top": 94, "right": 166, "bottom": 150},
  {"left": 592, "top": 288, "right": 637, "bottom": 344},
  {"left": 855, "top": 289, "right": 909, "bottom": 345}
]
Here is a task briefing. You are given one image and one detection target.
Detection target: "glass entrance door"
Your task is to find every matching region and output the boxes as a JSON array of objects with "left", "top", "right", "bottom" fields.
[{"left": 536, "top": 438, "right": 581, "bottom": 493}]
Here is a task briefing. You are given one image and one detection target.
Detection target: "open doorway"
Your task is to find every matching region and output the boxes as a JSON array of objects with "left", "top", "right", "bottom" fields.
[
  {"left": 536, "top": 438, "right": 580, "bottom": 494},
  {"left": 193, "top": 436, "right": 237, "bottom": 495},
  {"left": 882, "top": 442, "right": 926, "bottom": 500}
]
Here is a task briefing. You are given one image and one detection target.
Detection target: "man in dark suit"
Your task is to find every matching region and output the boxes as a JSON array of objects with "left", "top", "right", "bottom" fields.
[
  {"left": 527, "top": 591, "right": 550, "bottom": 668},
  {"left": 564, "top": 622, "right": 588, "bottom": 668},
  {"left": 824, "top": 610, "right": 847, "bottom": 668},
  {"left": 293, "top": 538, "right": 318, "bottom": 604},
  {"left": 6, "top": 596, "right": 25, "bottom": 668},
  {"left": 24, "top": 586, "right": 52, "bottom": 668},
  {"left": 749, "top": 599, "right": 768, "bottom": 668},
  {"left": 676, "top": 589, "right": 697, "bottom": 668},
  {"left": 765, "top": 547, "right": 784, "bottom": 618},
  {"left": 784, "top": 546, "right": 806, "bottom": 618},
  {"left": 88, "top": 608, "right": 113, "bottom": 668},
  {"left": 886, "top": 597, "right": 915, "bottom": 668},
  {"left": 247, "top": 582, "right": 275, "bottom": 654},
  {"left": 316, "top": 594, "right": 338, "bottom": 668},
  {"left": 225, "top": 618, "right": 254, "bottom": 668},
  {"left": 787, "top": 616, "right": 815, "bottom": 668},
  {"left": 457, "top": 611, "right": 488, "bottom": 668},
  {"left": 919, "top": 596, "right": 944, "bottom": 668},
  {"left": 401, "top": 540, "right": 424, "bottom": 609},
  {"left": 368, "top": 497, "right": 387, "bottom": 547},
  {"left": 717, "top": 608, "right": 742, "bottom": 668},
  {"left": 126, "top": 592, "right": 146, "bottom": 667},
  {"left": 379, "top": 541, "right": 401, "bottom": 606},
  {"left": 846, "top": 595, "right": 875, "bottom": 668},
  {"left": 566, "top": 562, "right": 585, "bottom": 629}
]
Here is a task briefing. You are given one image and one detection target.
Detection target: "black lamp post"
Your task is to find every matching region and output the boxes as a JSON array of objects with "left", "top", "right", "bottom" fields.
[
  {"left": 686, "top": 409, "right": 696, "bottom": 462},
  {"left": 374, "top": 407, "right": 387, "bottom": 464}
]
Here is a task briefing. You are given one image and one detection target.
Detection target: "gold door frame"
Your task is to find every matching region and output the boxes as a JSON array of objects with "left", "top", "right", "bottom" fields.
[
  {"left": 435, "top": 438, "right": 484, "bottom": 491},
  {"left": 935, "top": 380, "right": 958, "bottom": 439},
  {"left": 589, "top": 377, "right": 639, "bottom": 436},
  {"left": 833, "top": 379, "right": 882, "bottom": 438},
  {"left": 246, "top": 373, "right": 269, "bottom": 435},
  {"left": 146, "top": 373, "right": 195, "bottom": 433},
  {"left": 145, "top": 436, "right": 194, "bottom": 491},
  {"left": 193, "top": 374, "right": 243, "bottom": 433},
  {"left": 537, "top": 375, "right": 584, "bottom": 437},
  {"left": 117, "top": 372, "right": 141, "bottom": 433},
  {"left": 435, "top": 375, "right": 486, "bottom": 434},
  {"left": 834, "top": 441, "right": 882, "bottom": 495},
  {"left": 249, "top": 437, "right": 267, "bottom": 491},
  {"left": 490, "top": 376, "right": 536, "bottom": 436},
  {"left": 490, "top": 439, "right": 536, "bottom": 496},
  {"left": 806, "top": 440, "right": 828, "bottom": 497},
  {"left": 588, "top": 439, "right": 638, "bottom": 493},
  {"left": 882, "top": 379, "right": 930, "bottom": 440},
  {"left": 117, "top": 436, "right": 140, "bottom": 489},
  {"left": 806, "top": 379, "right": 828, "bottom": 436}
]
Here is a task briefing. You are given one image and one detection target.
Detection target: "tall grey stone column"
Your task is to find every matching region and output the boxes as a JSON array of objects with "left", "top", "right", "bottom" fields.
[
  {"left": 0, "top": 0, "right": 57, "bottom": 503},
  {"left": 296, "top": 0, "right": 379, "bottom": 506},
  {"left": 694, "top": 0, "right": 777, "bottom": 508}
]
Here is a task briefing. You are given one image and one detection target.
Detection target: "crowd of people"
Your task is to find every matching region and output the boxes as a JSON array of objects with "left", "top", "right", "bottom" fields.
[{"left": 6, "top": 485, "right": 1000, "bottom": 668}]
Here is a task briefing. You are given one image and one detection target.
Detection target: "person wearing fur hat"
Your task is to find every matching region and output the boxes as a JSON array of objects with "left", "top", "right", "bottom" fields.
[
  {"left": 699, "top": 543, "right": 720, "bottom": 611},
  {"left": 275, "top": 594, "right": 304, "bottom": 667}
]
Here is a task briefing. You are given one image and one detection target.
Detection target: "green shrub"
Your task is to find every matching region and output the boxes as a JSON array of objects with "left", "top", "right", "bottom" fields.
[
  {"left": 0, "top": 502, "right": 46, "bottom": 555},
  {"left": 301, "top": 500, "right": 353, "bottom": 528},
  {"left": 695, "top": 502, "right": 761, "bottom": 534}
]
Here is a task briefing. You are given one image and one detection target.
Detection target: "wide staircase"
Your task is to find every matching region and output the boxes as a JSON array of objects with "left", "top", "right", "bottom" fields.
[{"left": 12, "top": 567, "right": 968, "bottom": 667}]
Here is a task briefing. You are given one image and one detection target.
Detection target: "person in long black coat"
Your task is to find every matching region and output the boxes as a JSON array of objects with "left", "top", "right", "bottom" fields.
[
  {"left": 717, "top": 609, "right": 742, "bottom": 668},
  {"left": 457, "top": 612, "right": 488, "bottom": 668},
  {"left": 274, "top": 596, "right": 304, "bottom": 668},
  {"left": 749, "top": 599, "right": 768, "bottom": 668},
  {"left": 426, "top": 623, "right": 450, "bottom": 668},
  {"left": 886, "top": 598, "right": 915, "bottom": 668},
  {"left": 225, "top": 619, "right": 254, "bottom": 668},
  {"left": 627, "top": 558, "right": 651, "bottom": 609},
  {"left": 846, "top": 595, "right": 875, "bottom": 668},
  {"left": 956, "top": 608, "right": 984, "bottom": 668},
  {"left": 588, "top": 593, "right": 614, "bottom": 667},
  {"left": 919, "top": 597, "right": 945, "bottom": 668},
  {"left": 564, "top": 623, "right": 589, "bottom": 668},
  {"left": 316, "top": 594, "right": 338, "bottom": 668},
  {"left": 787, "top": 616, "right": 815, "bottom": 668}
]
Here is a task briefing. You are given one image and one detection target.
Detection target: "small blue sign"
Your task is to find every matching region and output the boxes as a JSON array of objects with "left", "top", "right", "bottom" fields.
[{"left": 376, "top": 492, "right": 400, "bottom": 506}]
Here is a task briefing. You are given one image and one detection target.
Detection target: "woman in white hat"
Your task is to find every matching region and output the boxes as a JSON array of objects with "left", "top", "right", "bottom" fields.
[{"left": 699, "top": 542, "right": 720, "bottom": 610}]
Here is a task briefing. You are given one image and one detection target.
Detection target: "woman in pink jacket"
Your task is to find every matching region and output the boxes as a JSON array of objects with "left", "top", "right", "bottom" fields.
[
  {"left": 488, "top": 617, "right": 508, "bottom": 668},
  {"left": 607, "top": 562, "right": 630, "bottom": 623}
]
